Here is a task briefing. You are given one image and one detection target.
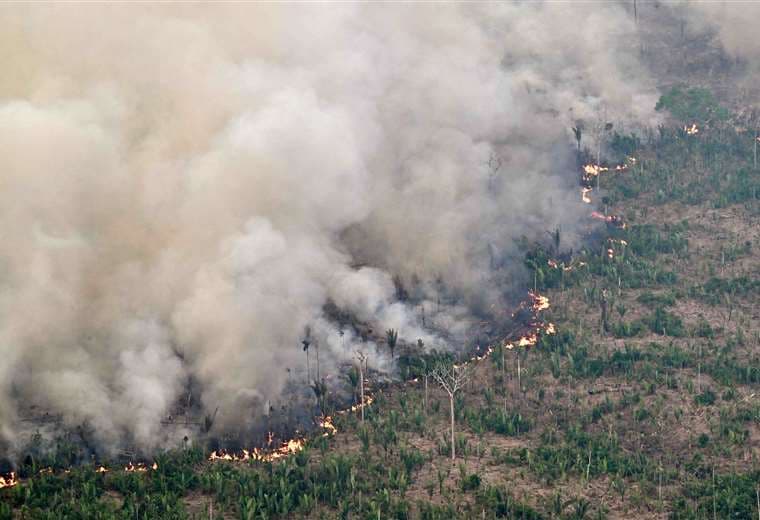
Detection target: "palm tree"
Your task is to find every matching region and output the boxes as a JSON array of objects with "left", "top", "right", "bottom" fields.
[
  {"left": 386, "top": 328, "right": 398, "bottom": 359},
  {"left": 346, "top": 367, "right": 360, "bottom": 405},
  {"left": 302, "top": 326, "right": 311, "bottom": 382},
  {"left": 311, "top": 378, "right": 328, "bottom": 416}
]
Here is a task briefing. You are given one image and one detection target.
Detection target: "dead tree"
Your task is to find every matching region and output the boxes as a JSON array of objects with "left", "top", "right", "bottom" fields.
[
  {"left": 431, "top": 363, "right": 471, "bottom": 460},
  {"left": 417, "top": 339, "right": 429, "bottom": 414},
  {"left": 355, "top": 351, "right": 368, "bottom": 422}
]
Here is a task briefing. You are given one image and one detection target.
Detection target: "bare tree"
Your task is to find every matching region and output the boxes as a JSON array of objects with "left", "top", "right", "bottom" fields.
[
  {"left": 355, "top": 351, "right": 368, "bottom": 423},
  {"left": 431, "top": 363, "right": 471, "bottom": 460},
  {"left": 416, "top": 339, "right": 429, "bottom": 413}
]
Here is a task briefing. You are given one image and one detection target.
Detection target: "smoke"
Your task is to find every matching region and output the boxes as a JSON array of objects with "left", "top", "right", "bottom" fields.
[{"left": 0, "top": 3, "right": 658, "bottom": 454}]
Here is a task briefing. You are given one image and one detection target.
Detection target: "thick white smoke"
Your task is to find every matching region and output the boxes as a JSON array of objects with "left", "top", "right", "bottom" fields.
[{"left": 0, "top": 3, "right": 658, "bottom": 454}]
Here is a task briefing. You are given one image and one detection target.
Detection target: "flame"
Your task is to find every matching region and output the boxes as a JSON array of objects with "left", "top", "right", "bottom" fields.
[
  {"left": 548, "top": 259, "right": 585, "bottom": 272},
  {"left": 591, "top": 211, "right": 626, "bottom": 229},
  {"left": 684, "top": 123, "right": 699, "bottom": 135},
  {"left": 583, "top": 164, "right": 609, "bottom": 177},
  {"left": 529, "top": 291, "right": 550, "bottom": 312},
  {"left": 320, "top": 416, "right": 337, "bottom": 437},
  {"left": 580, "top": 159, "right": 632, "bottom": 205},
  {"left": 96, "top": 466, "right": 109, "bottom": 473},
  {"left": 0, "top": 472, "right": 17, "bottom": 489},
  {"left": 124, "top": 462, "right": 156, "bottom": 473}
]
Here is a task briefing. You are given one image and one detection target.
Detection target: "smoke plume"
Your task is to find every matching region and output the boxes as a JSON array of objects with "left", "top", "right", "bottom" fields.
[{"left": 0, "top": 3, "right": 658, "bottom": 454}]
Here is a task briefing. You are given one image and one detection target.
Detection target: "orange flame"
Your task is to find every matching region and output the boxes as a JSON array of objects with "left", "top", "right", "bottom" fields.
[
  {"left": 529, "top": 291, "right": 550, "bottom": 312},
  {"left": 684, "top": 123, "right": 699, "bottom": 135},
  {"left": 0, "top": 472, "right": 17, "bottom": 489},
  {"left": 320, "top": 416, "right": 338, "bottom": 437},
  {"left": 124, "top": 462, "right": 156, "bottom": 473},
  {"left": 591, "top": 211, "right": 626, "bottom": 229}
]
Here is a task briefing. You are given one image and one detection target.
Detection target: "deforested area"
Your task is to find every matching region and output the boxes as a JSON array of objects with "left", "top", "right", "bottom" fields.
[{"left": 0, "top": 2, "right": 758, "bottom": 519}]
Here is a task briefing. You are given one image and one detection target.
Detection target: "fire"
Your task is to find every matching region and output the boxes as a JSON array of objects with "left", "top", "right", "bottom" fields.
[
  {"left": 124, "top": 462, "right": 156, "bottom": 473},
  {"left": 0, "top": 472, "right": 17, "bottom": 489},
  {"left": 529, "top": 291, "right": 550, "bottom": 312},
  {"left": 580, "top": 158, "right": 634, "bottom": 205},
  {"left": 96, "top": 466, "right": 109, "bottom": 473},
  {"left": 209, "top": 436, "right": 308, "bottom": 464},
  {"left": 583, "top": 164, "right": 609, "bottom": 177},
  {"left": 591, "top": 211, "right": 626, "bottom": 229},
  {"left": 684, "top": 123, "right": 699, "bottom": 135},
  {"left": 320, "top": 416, "right": 337, "bottom": 436},
  {"left": 343, "top": 395, "right": 375, "bottom": 414}
]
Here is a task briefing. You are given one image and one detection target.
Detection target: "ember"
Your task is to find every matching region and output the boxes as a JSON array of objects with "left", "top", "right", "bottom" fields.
[
  {"left": 0, "top": 472, "right": 17, "bottom": 489},
  {"left": 591, "top": 211, "right": 626, "bottom": 229}
]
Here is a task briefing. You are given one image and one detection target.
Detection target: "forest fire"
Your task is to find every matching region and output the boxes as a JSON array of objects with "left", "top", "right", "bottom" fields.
[
  {"left": 0, "top": 472, "right": 17, "bottom": 489},
  {"left": 209, "top": 436, "right": 308, "bottom": 463},
  {"left": 529, "top": 291, "right": 550, "bottom": 312},
  {"left": 684, "top": 123, "right": 699, "bottom": 135},
  {"left": 548, "top": 259, "right": 586, "bottom": 272},
  {"left": 591, "top": 211, "right": 626, "bottom": 229},
  {"left": 503, "top": 291, "right": 555, "bottom": 350},
  {"left": 580, "top": 158, "right": 634, "bottom": 205},
  {"left": 320, "top": 416, "right": 338, "bottom": 436},
  {"left": 207, "top": 395, "right": 372, "bottom": 465},
  {"left": 124, "top": 462, "right": 157, "bottom": 473}
]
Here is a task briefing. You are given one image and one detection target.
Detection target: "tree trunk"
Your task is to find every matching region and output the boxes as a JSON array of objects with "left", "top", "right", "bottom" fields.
[
  {"left": 424, "top": 375, "right": 428, "bottom": 415},
  {"left": 360, "top": 366, "right": 365, "bottom": 423},
  {"left": 449, "top": 395, "right": 456, "bottom": 460},
  {"left": 517, "top": 354, "right": 521, "bottom": 393}
]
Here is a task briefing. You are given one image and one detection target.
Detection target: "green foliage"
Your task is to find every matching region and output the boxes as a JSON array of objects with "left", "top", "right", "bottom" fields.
[
  {"left": 671, "top": 470, "right": 760, "bottom": 519},
  {"left": 694, "top": 388, "right": 717, "bottom": 407},
  {"left": 655, "top": 86, "right": 729, "bottom": 123},
  {"left": 643, "top": 307, "right": 685, "bottom": 337}
]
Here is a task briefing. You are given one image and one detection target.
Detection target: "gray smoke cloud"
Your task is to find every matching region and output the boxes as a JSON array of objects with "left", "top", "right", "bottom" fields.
[{"left": 0, "top": 3, "right": 659, "bottom": 454}]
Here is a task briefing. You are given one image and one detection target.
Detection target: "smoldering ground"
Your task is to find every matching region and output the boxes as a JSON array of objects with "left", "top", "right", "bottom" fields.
[{"left": 0, "top": 2, "right": 666, "bottom": 458}]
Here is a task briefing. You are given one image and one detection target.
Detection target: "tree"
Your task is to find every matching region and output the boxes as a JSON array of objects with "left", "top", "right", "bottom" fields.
[
  {"left": 355, "top": 351, "right": 368, "bottom": 422},
  {"left": 572, "top": 123, "right": 583, "bottom": 152},
  {"left": 302, "top": 326, "right": 312, "bottom": 382},
  {"left": 346, "top": 366, "right": 360, "bottom": 405},
  {"left": 417, "top": 339, "right": 430, "bottom": 414},
  {"left": 431, "top": 363, "right": 471, "bottom": 460},
  {"left": 386, "top": 328, "right": 398, "bottom": 359},
  {"left": 311, "top": 378, "right": 328, "bottom": 416}
]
